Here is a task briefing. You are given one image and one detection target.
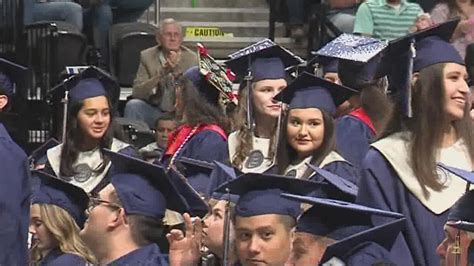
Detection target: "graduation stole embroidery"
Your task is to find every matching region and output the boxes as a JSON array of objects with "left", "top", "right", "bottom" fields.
[
  {"left": 349, "top": 107, "right": 376, "bottom": 135},
  {"left": 165, "top": 124, "right": 227, "bottom": 156}
]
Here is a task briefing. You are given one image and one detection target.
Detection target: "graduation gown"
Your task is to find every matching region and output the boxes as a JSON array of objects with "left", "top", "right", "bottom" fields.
[
  {"left": 162, "top": 125, "right": 228, "bottom": 194},
  {"left": 282, "top": 151, "right": 360, "bottom": 185},
  {"left": 356, "top": 132, "right": 473, "bottom": 266},
  {"left": 336, "top": 108, "right": 376, "bottom": 168},
  {"left": 39, "top": 248, "right": 86, "bottom": 266},
  {"left": 228, "top": 130, "right": 274, "bottom": 173},
  {"left": 0, "top": 123, "right": 29, "bottom": 266},
  {"left": 42, "top": 138, "right": 135, "bottom": 193},
  {"left": 335, "top": 242, "right": 396, "bottom": 266},
  {"left": 108, "top": 244, "right": 168, "bottom": 265}
]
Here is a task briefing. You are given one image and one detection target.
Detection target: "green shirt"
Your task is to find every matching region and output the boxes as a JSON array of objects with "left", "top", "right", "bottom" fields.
[{"left": 353, "top": 0, "right": 423, "bottom": 40}]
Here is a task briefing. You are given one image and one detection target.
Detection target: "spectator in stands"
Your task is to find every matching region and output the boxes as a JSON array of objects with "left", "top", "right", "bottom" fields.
[
  {"left": 23, "top": 0, "right": 83, "bottom": 31},
  {"left": 353, "top": 0, "right": 423, "bottom": 40},
  {"left": 431, "top": 0, "right": 474, "bottom": 58},
  {"left": 139, "top": 112, "right": 177, "bottom": 162},
  {"left": 285, "top": 0, "right": 357, "bottom": 43},
  {"left": 82, "top": 0, "right": 154, "bottom": 63},
  {"left": 124, "top": 18, "right": 198, "bottom": 128},
  {"left": 409, "top": 13, "right": 433, "bottom": 33}
]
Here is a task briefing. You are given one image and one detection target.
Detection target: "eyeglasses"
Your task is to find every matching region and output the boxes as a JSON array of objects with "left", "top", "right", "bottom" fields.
[{"left": 87, "top": 197, "right": 122, "bottom": 213}]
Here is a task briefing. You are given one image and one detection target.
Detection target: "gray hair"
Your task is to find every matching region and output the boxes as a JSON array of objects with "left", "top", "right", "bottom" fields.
[{"left": 158, "top": 18, "right": 183, "bottom": 35}]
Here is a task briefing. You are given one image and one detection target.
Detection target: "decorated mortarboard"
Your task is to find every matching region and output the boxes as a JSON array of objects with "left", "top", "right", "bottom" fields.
[
  {"left": 225, "top": 39, "right": 304, "bottom": 81},
  {"left": 103, "top": 149, "right": 189, "bottom": 219},
  {"left": 0, "top": 58, "right": 27, "bottom": 97},
  {"left": 195, "top": 43, "right": 238, "bottom": 105},
  {"left": 28, "top": 138, "right": 60, "bottom": 166},
  {"left": 316, "top": 34, "right": 389, "bottom": 91},
  {"left": 282, "top": 193, "right": 405, "bottom": 264},
  {"left": 215, "top": 173, "right": 330, "bottom": 219},
  {"left": 274, "top": 72, "right": 357, "bottom": 115},
  {"left": 49, "top": 66, "right": 120, "bottom": 106},
  {"left": 32, "top": 170, "right": 89, "bottom": 227}
]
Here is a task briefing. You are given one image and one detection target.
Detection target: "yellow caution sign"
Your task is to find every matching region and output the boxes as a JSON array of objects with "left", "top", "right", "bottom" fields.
[{"left": 186, "top": 27, "right": 233, "bottom": 38}]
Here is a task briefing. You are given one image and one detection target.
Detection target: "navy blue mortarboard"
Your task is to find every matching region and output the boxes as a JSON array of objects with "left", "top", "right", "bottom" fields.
[
  {"left": 206, "top": 161, "right": 240, "bottom": 203},
  {"left": 316, "top": 34, "right": 389, "bottom": 91},
  {"left": 384, "top": 19, "right": 462, "bottom": 117},
  {"left": 225, "top": 39, "right": 304, "bottom": 81},
  {"left": 0, "top": 58, "right": 27, "bottom": 97},
  {"left": 215, "top": 173, "right": 329, "bottom": 219},
  {"left": 166, "top": 165, "right": 210, "bottom": 218},
  {"left": 282, "top": 193, "right": 405, "bottom": 263},
  {"left": 309, "top": 55, "right": 339, "bottom": 75},
  {"left": 50, "top": 66, "right": 120, "bottom": 106},
  {"left": 437, "top": 163, "right": 474, "bottom": 185},
  {"left": 306, "top": 164, "right": 358, "bottom": 198},
  {"left": 446, "top": 190, "right": 474, "bottom": 232},
  {"left": 32, "top": 170, "right": 89, "bottom": 227},
  {"left": 28, "top": 138, "right": 60, "bottom": 165},
  {"left": 274, "top": 72, "right": 357, "bottom": 115},
  {"left": 103, "top": 149, "right": 188, "bottom": 219}
]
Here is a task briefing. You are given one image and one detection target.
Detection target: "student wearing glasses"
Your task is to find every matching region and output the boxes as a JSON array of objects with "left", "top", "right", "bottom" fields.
[{"left": 79, "top": 150, "right": 189, "bottom": 264}]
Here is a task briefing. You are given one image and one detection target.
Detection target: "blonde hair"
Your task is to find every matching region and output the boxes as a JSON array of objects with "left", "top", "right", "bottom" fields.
[
  {"left": 30, "top": 204, "right": 96, "bottom": 265},
  {"left": 230, "top": 82, "right": 279, "bottom": 169}
]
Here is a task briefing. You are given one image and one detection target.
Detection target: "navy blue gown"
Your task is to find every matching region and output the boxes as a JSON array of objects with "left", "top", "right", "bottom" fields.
[
  {"left": 0, "top": 123, "right": 29, "bottom": 265},
  {"left": 356, "top": 148, "right": 449, "bottom": 266},
  {"left": 40, "top": 248, "right": 87, "bottom": 265},
  {"left": 108, "top": 244, "right": 168, "bottom": 265},
  {"left": 336, "top": 115, "right": 375, "bottom": 168},
  {"left": 162, "top": 130, "right": 229, "bottom": 194}
]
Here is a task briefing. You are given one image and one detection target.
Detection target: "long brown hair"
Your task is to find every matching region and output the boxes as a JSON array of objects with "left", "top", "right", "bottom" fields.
[
  {"left": 381, "top": 63, "right": 474, "bottom": 192},
  {"left": 360, "top": 78, "right": 394, "bottom": 136},
  {"left": 175, "top": 74, "right": 229, "bottom": 132},
  {"left": 30, "top": 204, "right": 96, "bottom": 265},
  {"left": 276, "top": 109, "right": 336, "bottom": 179},
  {"left": 231, "top": 82, "right": 279, "bottom": 169}
]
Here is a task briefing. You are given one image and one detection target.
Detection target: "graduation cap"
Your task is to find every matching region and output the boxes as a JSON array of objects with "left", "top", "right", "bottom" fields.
[
  {"left": 0, "top": 58, "right": 28, "bottom": 97},
  {"left": 274, "top": 72, "right": 357, "bottom": 115},
  {"left": 215, "top": 173, "right": 334, "bottom": 219},
  {"left": 166, "top": 165, "right": 209, "bottom": 218},
  {"left": 102, "top": 149, "right": 189, "bottom": 219},
  {"left": 206, "top": 161, "right": 240, "bottom": 203},
  {"left": 28, "top": 138, "right": 60, "bottom": 166},
  {"left": 32, "top": 170, "right": 89, "bottom": 227},
  {"left": 306, "top": 163, "right": 358, "bottom": 198},
  {"left": 193, "top": 43, "right": 238, "bottom": 106},
  {"left": 49, "top": 66, "right": 120, "bottom": 107},
  {"left": 225, "top": 39, "right": 304, "bottom": 81},
  {"left": 281, "top": 193, "right": 405, "bottom": 264},
  {"left": 316, "top": 33, "right": 389, "bottom": 91},
  {"left": 383, "top": 19, "right": 462, "bottom": 117},
  {"left": 307, "top": 54, "right": 339, "bottom": 76},
  {"left": 437, "top": 163, "right": 474, "bottom": 231}
]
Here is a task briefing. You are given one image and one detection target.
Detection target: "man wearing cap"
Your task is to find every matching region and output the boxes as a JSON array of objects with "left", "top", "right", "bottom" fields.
[
  {"left": 80, "top": 150, "right": 189, "bottom": 264},
  {"left": 285, "top": 194, "right": 408, "bottom": 266},
  {"left": 0, "top": 58, "right": 30, "bottom": 265},
  {"left": 124, "top": 18, "right": 198, "bottom": 128},
  {"left": 213, "top": 173, "right": 333, "bottom": 266}
]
